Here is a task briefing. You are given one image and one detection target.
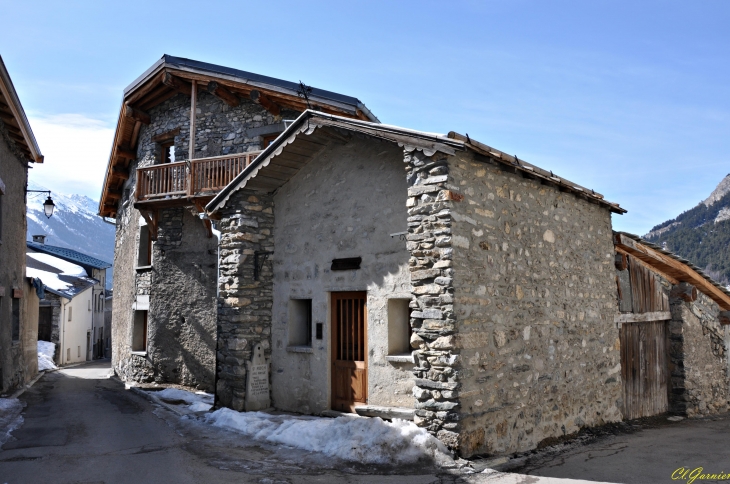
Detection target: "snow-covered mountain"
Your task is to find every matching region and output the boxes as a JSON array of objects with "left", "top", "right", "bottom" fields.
[{"left": 26, "top": 181, "right": 115, "bottom": 289}]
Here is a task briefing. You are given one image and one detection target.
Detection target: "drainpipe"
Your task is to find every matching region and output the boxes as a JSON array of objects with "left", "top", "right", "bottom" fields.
[
  {"left": 211, "top": 220, "right": 221, "bottom": 408},
  {"left": 60, "top": 300, "right": 66, "bottom": 366}
]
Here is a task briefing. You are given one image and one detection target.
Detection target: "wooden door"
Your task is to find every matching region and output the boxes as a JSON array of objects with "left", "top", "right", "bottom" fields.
[
  {"left": 331, "top": 292, "right": 367, "bottom": 412},
  {"left": 38, "top": 307, "right": 53, "bottom": 342},
  {"left": 620, "top": 321, "right": 670, "bottom": 419}
]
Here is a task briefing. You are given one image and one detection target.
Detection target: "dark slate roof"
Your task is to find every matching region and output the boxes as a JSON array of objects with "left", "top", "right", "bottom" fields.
[
  {"left": 44, "top": 275, "right": 97, "bottom": 300},
  {"left": 125, "top": 55, "right": 378, "bottom": 122},
  {"left": 26, "top": 241, "right": 112, "bottom": 270}
]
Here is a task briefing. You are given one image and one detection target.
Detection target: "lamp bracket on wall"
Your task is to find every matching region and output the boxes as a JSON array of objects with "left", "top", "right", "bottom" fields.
[
  {"left": 390, "top": 231, "right": 408, "bottom": 241},
  {"left": 254, "top": 250, "right": 274, "bottom": 280}
]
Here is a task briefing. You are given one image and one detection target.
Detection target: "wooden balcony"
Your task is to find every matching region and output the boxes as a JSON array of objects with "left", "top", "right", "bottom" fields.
[{"left": 135, "top": 151, "right": 260, "bottom": 209}]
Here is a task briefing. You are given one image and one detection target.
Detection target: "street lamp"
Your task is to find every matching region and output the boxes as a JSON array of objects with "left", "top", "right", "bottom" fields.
[{"left": 27, "top": 190, "right": 56, "bottom": 219}]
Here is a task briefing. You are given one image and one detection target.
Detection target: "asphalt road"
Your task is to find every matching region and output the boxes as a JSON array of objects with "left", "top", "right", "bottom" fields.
[
  {"left": 0, "top": 361, "right": 473, "bottom": 484},
  {"left": 514, "top": 413, "right": 730, "bottom": 483}
]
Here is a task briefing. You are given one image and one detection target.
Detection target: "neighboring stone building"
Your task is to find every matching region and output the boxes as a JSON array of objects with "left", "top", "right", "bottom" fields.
[
  {"left": 0, "top": 55, "right": 44, "bottom": 394},
  {"left": 98, "top": 55, "right": 377, "bottom": 391},
  {"left": 27, "top": 239, "right": 111, "bottom": 359},
  {"left": 614, "top": 232, "right": 730, "bottom": 419},
  {"left": 205, "top": 112, "right": 628, "bottom": 456}
]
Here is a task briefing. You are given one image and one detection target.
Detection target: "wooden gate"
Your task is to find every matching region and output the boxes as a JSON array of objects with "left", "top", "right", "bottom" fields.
[
  {"left": 38, "top": 306, "right": 52, "bottom": 342},
  {"left": 620, "top": 321, "right": 670, "bottom": 419},
  {"left": 331, "top": 292, "right": 367, "bottom": 412}
]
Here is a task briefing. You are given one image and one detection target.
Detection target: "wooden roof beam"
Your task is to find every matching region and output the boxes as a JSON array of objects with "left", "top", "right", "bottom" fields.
[
  {"left": 207, "top": 81, "right": 239, "bottom": 107},
  {"left": 162, "top": 72, "right": 192, "bottom": 96},
  {"left": 250, "top": 90, "right": 281, "bottom": 116},
  {"left": 614, "top": 232, "right": 730, "bottom": 310},
  {"left": 124, "top": 104, "right": 150, "bottom": 124},
  {"left": 115, "top": 145, "right": 137, "bottom": 160}
]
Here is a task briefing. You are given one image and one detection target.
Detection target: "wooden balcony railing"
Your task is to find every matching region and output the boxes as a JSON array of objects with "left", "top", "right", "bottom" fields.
[{"left": 136, "top": 151, "right": 261, "bottom": 202}]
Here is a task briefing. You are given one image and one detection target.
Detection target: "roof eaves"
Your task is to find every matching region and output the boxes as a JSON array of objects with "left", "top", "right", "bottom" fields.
[
  {"left": 448, "top": 132, "right": 626, "bottom": 214},
  {"left": 205, "top": 110, "right": 464, "bottom": 214},
  {"left": 617, "top": 231, "right": 730, "bottom": 300},
  {"left": 0, "top": 55, "right": 43, "bottom": 163}
]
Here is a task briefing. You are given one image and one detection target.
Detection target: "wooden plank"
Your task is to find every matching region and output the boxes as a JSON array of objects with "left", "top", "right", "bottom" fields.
[
  {"left": 250, "top": 90, "right": 280, "bottom": 116},
  {"left": 615, "top": 311, "right": 672, "bottom": 324},
  {"left": 189, "top": 80, "right": 197, "bottom": 162},
  {"left": 124, "top": 104, "right": 150, "bottom": 124},
  {"left": 615, "top": 233, "right": 730, "bottom": 309},
  {"left": 208, "top": 81, "right": 240, "bottom": 107},
  {"left": 124, "top": 71, "right": 165, "bottom": 104}
]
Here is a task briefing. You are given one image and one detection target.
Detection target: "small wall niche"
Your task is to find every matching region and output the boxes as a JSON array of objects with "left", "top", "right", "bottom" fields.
[
  {"left": 132, "top": 310, "right": 148, "bottom": 352},
  {"left": 288, "top": 299, "right": 313, "bottom": 347},
  {"left": 387, "top": 299, "right": 412, "bottom": 355}
]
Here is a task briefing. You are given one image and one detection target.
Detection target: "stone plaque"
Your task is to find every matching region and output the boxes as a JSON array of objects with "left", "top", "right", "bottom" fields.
[{"left": 245, "top": 344, "right": 270, "bottom": 411}]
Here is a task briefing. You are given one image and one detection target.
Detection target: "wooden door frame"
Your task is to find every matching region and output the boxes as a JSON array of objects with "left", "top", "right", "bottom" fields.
[{"left": 330, "top": 291, "right": 368, "bottom": 412}]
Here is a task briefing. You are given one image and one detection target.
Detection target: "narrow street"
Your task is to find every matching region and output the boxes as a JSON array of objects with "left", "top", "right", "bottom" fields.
[{"left": 0, "top": 362, "right": 463, "bottom": 484}]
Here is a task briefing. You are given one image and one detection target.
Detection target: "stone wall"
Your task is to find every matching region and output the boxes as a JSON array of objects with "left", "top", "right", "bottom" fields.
[
  {"left": 215, "top": 191, "right": 275, "bottom": 411},
  {"left": 39, "top": 294, "right": 62, "bottom": 363},
  {"left": 669, "top": 291, "right": 729, "bottom": 416},
  {"left": 406, "top": 149, "right": 623, "bottom": 457},
  {"left": 0, "top": 117, "right": 37, "bottom": 394},
  {"left": 112, "top": 88, "right": 302, "bottom": 388},
  {"left": 269, "top": 136, "right": 413, "bottom": 414}
]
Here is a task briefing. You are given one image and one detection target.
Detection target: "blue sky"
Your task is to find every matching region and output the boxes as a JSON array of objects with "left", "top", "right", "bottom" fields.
[{"left": 1, "top": 0, "right": 728, "bottom": 235}]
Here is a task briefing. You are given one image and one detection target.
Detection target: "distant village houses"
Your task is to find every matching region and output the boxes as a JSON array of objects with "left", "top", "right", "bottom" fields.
[
  {"left": 99, "top": 55, "right": 730, "bottom": 457},
  {"left": 26, "top": 238, "right": 111, "bottom": 365}
]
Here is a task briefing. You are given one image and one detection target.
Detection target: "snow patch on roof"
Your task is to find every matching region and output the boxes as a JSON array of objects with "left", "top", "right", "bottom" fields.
[{"left": 27, "top": 252, "right": 87, "bottom": 277}]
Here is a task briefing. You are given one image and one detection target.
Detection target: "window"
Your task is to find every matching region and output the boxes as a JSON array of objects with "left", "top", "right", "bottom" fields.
[
  {"left": 132, "top": 310, "right": 148, "bottom": 352},
  {"left": 288, "top": 299, "right": 312, "bottom": 347},
  {"left": 67, "top": 348, "right": 70, "bottom": 362},
  {"left": 88, "top": 299, "right": 92, "bottom": 311},
  {"left": 77, "top": 346, "right": 81, "bottom": 358},
  {"left": 68, "top": 306, "right": 73, "bottom": 321},
  {"left": 11, "top": 297, "right": 20, "bottom": 341},
  {"left": 0, "top": 175, "right": 4, "bottom": 244},
  {"left": 387, "top": 299, "right": 412, "bottom": 355},
  {"left": 161, "top": 141, "right": 175, "bottom": 164},
  {"left": 137, "top": 223, "right": 152, "bottom": 267},
  {"left": 262, "top": 134, "right": 279, "bottom": 149}
]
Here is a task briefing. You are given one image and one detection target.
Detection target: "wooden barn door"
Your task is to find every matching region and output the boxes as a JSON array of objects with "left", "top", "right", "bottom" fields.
[
  {"left": 620, "top": 321, "right": 670, "bottom": 419},
  {"left": 331, "top": 292, "right": 367, "bottom": 412}
]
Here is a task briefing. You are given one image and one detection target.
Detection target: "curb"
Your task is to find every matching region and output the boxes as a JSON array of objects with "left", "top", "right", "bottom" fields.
[
  {"left": 8, "top": 370, "right": 46, "bottom": 399},
  {"left": 125, "top": 384, "right": 195, "bottom": 418}
]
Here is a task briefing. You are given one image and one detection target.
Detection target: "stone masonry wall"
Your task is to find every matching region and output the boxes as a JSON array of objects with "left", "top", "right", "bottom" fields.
[
  {"left": 215, "top": 191, "right": 275, "bottom": 411},
  {"left": 113, "top": 89, "right": 301, "bottom": 388},
  {"left": 415, "top": 150, "right": 623, "bottom": 457},
  {"left": 270, "top": 136, "right": 413, "bottom": 414},
  {"left": 0, "top": 117, "right": 36, "bottom": 394},
  {"left": 404, "top": 150, "right": 462, "bottom": 448},
  {"left": 669, "top": 291, "right": 729, "bottom": 416}
]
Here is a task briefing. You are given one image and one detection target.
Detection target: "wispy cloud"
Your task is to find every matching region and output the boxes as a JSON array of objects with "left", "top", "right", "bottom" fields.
[{"left": 27, "top": 113, "right": 114, "bottom": 200}]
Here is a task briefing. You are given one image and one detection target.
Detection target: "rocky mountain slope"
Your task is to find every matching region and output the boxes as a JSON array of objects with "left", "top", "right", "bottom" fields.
[
  {"left": 644, "top": 174, "right": 730, "bottom": 285},
  {"left": 26, "top": 182, "right": 115, "bottom": 288}
]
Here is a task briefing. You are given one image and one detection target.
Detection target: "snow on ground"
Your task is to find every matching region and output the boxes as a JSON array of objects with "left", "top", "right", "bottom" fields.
[
  {"left": 206, "top": 408, "right": 454, "bottom": 466},
  {"left": 38, "top": 340, "right": 58, "bottom": 371},
  {"left": 480, "top": 469, "right": 618, "bottom": 483},
  {"left": 0, "top": 398, "right": 24, "bottom": 446},
  {"left": 151, "top": 388, "right": 213, "bottom": 412}
]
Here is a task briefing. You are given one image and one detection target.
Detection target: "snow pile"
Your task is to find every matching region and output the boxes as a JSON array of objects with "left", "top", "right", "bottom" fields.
[
  {"left": 153, "top": 388, "right": 213, "bottom": 412},
  {"left": 206, "top": 409, "right": 454, "bottom": 465},
  {"left": 38, "top": 340, "right": 57, "bottom": 371},
  {"left": 0, "top": 398, "right": 24, "bottom": 446}
]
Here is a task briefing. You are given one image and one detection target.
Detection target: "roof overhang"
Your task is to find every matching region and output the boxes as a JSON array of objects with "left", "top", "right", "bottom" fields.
[
  {"left": 614, "top": 231, "right": 730, "bottom": 310},
  {"left": 98, "top": 55, "right": 378, "bottom": 218},
  {"left": 206, "top": 110, "right": 626, "bottom": 215},
  {"left": 0, "top": 55, "right": 43, "bottom": 163}
]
